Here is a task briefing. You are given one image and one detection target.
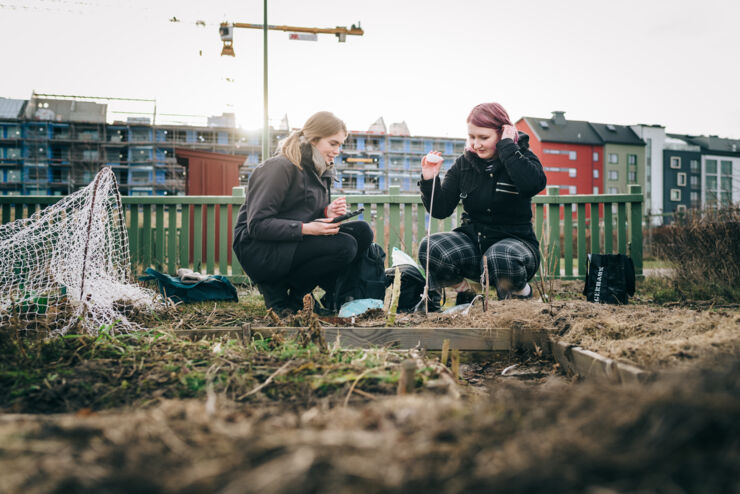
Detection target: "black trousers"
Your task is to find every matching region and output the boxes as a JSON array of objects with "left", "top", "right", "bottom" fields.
[{"left": 286, "top": 221, "right": 374, "bottom": 298}]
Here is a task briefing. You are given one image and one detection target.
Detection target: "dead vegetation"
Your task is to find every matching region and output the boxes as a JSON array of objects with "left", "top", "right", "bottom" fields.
[{"left": 1, "top": 358, "right": 738, "bottom": 494}]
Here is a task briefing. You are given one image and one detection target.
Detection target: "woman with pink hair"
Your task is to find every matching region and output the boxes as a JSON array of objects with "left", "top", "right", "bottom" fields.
[{"left": 417, "top": 102, "right": 546, "bottom": 308}]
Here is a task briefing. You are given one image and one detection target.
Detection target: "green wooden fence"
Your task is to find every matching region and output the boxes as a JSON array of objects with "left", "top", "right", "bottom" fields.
[{"left": 0, "top": 184, "right": 643, "bottom": 282}]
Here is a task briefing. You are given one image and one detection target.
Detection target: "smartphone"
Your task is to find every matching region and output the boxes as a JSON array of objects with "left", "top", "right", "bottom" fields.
[{"left": 330, "top": 207, "right": 365, "bottom": 223}]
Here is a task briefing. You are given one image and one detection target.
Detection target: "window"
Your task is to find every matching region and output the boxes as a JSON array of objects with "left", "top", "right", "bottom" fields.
[
  {"left": 7, "top": 169, "right": 21, "bottom": 182},
  {"left": 569, "top": 169, "right": 577, "bottom": 178},
  {"left": 670, "top": 157, "right": 681, "bottom": 169},
  {"left": 593, "top": 186, "right": 599, "bottom": 194},
  {"left": 670, "top": 189, "right": 681, "bottom": 201},
  {"left": 593, "top": 169, "right": 599, "bottom": 179},
  {"left": 608, "top": 187, "right": 618, "bottom": 194},
  {"left": 608, "top": 153, "right": 618, "bottom": 164},
  {"left": 593, "top": 152, "right": 599, "bottom": 162},
  {"left": 690, "top": 175, "right": 699, "bottom": 188},
  {"left": 569, "top": 185, "right": 577, "bottom": 194},
  {"left": 690, "top": 160, "right": 699, "bottom": 172},
  {"left": 690, "top": 191, "right": 700, "bottom": 207},
  {"left": 569, "top": 151, "right": 577, "bottom": 160},
  {"left": 721, "top": 160, "right": 732, "bottom": 175},
  {"left": 627, "top": 154, "right": 637, "bottom": 165},
  {"left": 608, "top": 170, "right": 619, "bottom": 180},
  {"left": 677, "top": 172, "right": 686, "bottom": 186},
  {"left": 706, "top": 176, "right": 717, "bottom": 190},
  {"left": 676, "top": 204, "right": 687, "bottom": 213},
  {"left": 628, "top": 171, "right": 637, "bottom": 183},
  {"left": 706, "top": 159, "right": 717, "bottom": 174}
]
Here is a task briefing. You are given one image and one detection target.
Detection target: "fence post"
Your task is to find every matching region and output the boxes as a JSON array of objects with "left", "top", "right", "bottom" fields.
[
  {"left": 388, "top": 186, "right": 401, "bottom": 255},
  {"left": 547, "top": 186, "right": 561, "bottom": 276},
  {"left": 628, "top": 184, "right": 643, "bottom": 277}
]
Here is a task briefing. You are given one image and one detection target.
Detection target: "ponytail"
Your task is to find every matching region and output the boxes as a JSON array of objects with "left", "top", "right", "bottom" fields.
[{"left": 277, "top": 111, "right": 347, "bottom": 169}]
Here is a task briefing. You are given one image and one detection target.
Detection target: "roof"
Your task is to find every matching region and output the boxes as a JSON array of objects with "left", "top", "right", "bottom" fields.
[
  {"left": 520, "top": 115, "right": 602, "bottom": 145},
  {"left": 590, "top": 122, "right": 645, "bottom": 145},
  {"left": 672, "top": 134, "right": 740, "bottom": 156},
  {"left": 0, "top": 98, "right": 27, "bottom": 119}
]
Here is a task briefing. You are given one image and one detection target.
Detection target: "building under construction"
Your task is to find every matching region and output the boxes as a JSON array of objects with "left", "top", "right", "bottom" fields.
[{"left": 0, "top": 93, "right": 465, "bottom": 196}]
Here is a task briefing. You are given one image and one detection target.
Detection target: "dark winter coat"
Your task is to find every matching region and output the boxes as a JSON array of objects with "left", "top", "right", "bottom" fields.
[
  {"left": 419, "top": 131, "right": 547, "bottom": 253},
  {"left": 232, "top": 146, "right": 333, "bottom": 283}
]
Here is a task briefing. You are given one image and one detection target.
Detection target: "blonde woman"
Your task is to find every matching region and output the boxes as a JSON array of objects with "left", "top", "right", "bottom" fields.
[{"left": 233, "top": 111, "right": 373, "bottom": 314}]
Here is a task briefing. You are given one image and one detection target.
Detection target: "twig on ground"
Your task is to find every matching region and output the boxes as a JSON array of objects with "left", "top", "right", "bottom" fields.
[{"left": 238, "top": 360, "right": 292, "bottom": 399}]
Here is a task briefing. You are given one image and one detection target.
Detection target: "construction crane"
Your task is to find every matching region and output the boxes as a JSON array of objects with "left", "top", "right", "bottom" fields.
[
  {"left": 217, "top": 7, "right": 364, "bottom": 161},
  {"left": 219, "top": 22, "right": 363, "bottom": 56}
]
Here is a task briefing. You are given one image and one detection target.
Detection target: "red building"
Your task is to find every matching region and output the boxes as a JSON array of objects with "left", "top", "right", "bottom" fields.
[{"left": 516, "top": 111, "right": 603, "bottom": 196}]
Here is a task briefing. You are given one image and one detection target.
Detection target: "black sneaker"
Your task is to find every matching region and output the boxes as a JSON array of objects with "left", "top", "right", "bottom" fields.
[
  {"left": 455, "top": 290, "right": 478, "bottom": 305},
  {"left": 257, "top": 281, "right": 294, "bottom": 313}
]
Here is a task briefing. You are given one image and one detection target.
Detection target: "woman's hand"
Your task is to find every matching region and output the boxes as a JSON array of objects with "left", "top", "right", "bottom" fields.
[
  {"left": 501, "top": 124, "right": 518, "bottom": 141},
  {"left": 421, "top": 151, "right": 443, "bottom": 180},
  {"left": 302, "top": 218, "right": 340, "bottom": 236},
  {"left": 325, "top": 196, "right": 347, "bottom": 219}
]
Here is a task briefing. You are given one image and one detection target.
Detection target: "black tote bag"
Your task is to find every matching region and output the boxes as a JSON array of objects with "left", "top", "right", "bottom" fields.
[{"left": 583, "top": 254, "right": 636, "bottom": 304}]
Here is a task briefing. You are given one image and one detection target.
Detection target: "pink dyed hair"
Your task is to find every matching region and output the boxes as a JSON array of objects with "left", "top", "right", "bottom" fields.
[{"left": 466, "top": 102, "right": 518, "bottom": 144}]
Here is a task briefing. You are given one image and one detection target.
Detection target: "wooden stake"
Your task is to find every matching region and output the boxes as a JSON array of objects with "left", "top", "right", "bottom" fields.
[
  {"left": 397, "top": 359, "right": 416, "bottom": 395},
  {"left": 440, "top": 338, "right": 450, "bottom": 367},
  {"left": 451, "top": 349, "right": 460, "bottom": 380},
  {"left": 481, "top": 255, "right": 489, "bottom": 312},
  {"left": 241, "top": 322, "right": 251, "bottom": 345}
]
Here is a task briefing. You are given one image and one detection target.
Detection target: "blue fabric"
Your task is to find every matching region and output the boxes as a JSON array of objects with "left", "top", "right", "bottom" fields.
[{"left": 139, "top": 268, "right": 238, "bottom": 304}]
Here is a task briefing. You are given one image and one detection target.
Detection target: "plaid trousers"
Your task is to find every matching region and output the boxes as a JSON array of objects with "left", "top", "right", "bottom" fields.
[{"left": 418, "top": 232, "right": 539, "bottom": 298}]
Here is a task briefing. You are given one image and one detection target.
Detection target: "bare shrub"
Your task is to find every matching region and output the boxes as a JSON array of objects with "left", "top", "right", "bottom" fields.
[{"left": 652, "top": 206, "right": 740, "bottom": 302}]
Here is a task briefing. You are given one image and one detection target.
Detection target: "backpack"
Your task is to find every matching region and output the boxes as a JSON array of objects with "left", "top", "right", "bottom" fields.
[
  {"left": 384, "top": 264, "right": 427, "bottom": 313},
  {"left": 583, "top": 254, "right": 636, "bottom": 304},
  {"left": 322, "top": 243, "right": 387, "bottom": 312}
]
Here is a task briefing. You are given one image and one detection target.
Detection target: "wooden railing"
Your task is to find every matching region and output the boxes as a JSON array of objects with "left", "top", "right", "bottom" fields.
[{"left": 0, "top": 184, "right": 643, "bottom": 282}]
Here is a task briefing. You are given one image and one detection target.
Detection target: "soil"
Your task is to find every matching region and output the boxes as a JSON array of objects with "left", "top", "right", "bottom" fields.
[
  {"left": 1, "top": 359, "right": 737, "bottom": 494},
  {"left": 2, "top": 279, "right": 739, "bottom": 493}
]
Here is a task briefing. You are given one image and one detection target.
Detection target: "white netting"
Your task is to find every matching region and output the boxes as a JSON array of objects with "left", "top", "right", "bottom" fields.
[{"left": 0, "top": 167, "right": 161, "bottom": 336}]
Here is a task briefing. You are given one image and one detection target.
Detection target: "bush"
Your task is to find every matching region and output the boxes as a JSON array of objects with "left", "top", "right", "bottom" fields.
[{"left": 652, "top": 206, "right": 740, "bottom": 303}]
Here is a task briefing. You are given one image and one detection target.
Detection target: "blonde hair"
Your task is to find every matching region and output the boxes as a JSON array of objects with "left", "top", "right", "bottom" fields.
[{"left": 279, "top": 111, "right": 347, "bottom": 168}]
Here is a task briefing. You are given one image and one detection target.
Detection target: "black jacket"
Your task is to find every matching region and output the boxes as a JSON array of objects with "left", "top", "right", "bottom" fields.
[
  {"left": 419, "top": 131, "right": 546, "bottom": 252},
  {"left": 233, "top": 146, "right": 333, "bottom": 283}
]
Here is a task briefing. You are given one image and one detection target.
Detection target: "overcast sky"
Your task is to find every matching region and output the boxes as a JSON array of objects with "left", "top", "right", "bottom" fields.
[{"left": 1, "top": 0, "right": 738, "bottom": 138}]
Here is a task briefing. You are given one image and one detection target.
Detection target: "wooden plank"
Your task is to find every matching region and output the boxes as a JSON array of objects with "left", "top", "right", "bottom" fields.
[
  {"left": 206, "top": 204, "right": 216, "bottom": 274},
  {"left": 603, "top": 202, "right": 613, "bottom": 254},
  {"left": 219, "top": 204, "right": 228, "bottom": 275},
  {"left": 167, "top": 205, "right": 177, "bottom": 275},
  {"left": 535, "top": 204, "right": 544, "bottom": 242},
  {"left": 563, "top": 203, "right": 573, "bottom": 277},
  {"left": 577, "top": 203, "right": 586, "bottom": 278},
  {"left": 230, "top": 204, "right": 243, "bottom": 277},
  {"left": 180, "top": 205, "right": 190, "bottom": 270},
  {"left": 547, "top": 189, "right": 560, "bottom": 275},
  {"left": 174, "top": 326, "right": 521, "bottom": 351},
  {"left": 129, "top": 205, "right": 139, "bottom": 267},
  {"left": 15, "top": 204, "right": 23, "bottom": 222},
  {"left": 1, "top": 204, "right": 10, "bottom": 224},
  {"left": 375, "top": 203, "right": 386, "bottom": 254},
  {"left": 155, "top": 204, "right": 165, "bottom": 271},
  {"left": 193, "top": 204, "right": 203, "bottom": 272},
  {"left": 389, "top": 202, "right": 401, "bottom": 254},
  {"left": 403, "top": 203, "right": 413, "bottom": 255},
  {"left": 617, "top": 202, "right": 627, "bottom": 255},
  {"left": 590, "top": 203, "right": 600, "bottom": 254},
  {"left": 629, "top": 185, "right": 643, "bottom": 276},
  {"left": 550, "top": 340, "right": 649, "bottom": 384},
  {"left": 416, "top": 204, "right": 426, "bottom": 255},
  {"left": 142, "top": 204, "right": 152, "bottom": 269}
]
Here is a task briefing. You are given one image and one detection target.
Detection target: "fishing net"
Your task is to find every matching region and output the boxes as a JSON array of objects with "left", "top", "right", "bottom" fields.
[{"left": 0, "top": 167, "right": 160, "bottom": 335}]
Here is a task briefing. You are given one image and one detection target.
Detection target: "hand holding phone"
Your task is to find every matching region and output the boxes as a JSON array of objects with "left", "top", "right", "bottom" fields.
[{"left": 330, "top": 207, "right": 365, "bottom": 223}]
